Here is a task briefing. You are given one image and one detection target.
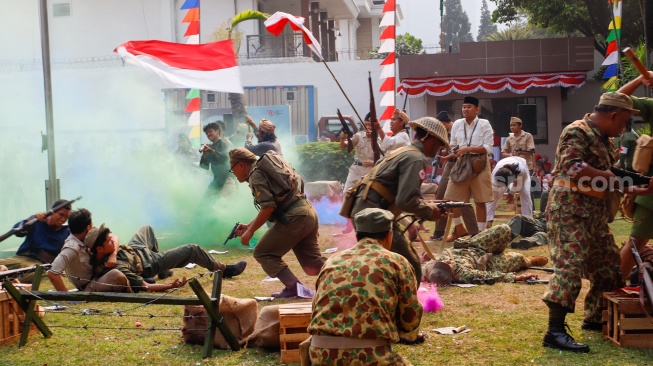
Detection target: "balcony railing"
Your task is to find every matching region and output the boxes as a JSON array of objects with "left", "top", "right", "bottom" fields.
[{"left": 246, "top": 34, "right": 308, "bottom": 59}]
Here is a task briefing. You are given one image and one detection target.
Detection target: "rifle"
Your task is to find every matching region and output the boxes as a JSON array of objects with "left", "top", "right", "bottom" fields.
[
  {"left": 368, "top": 71, "right": 382, "bottom": 163},
  {"left": 222, "top": 222, "right": 240, "bottom": 245},
  {"left": 525, "top": 279, "right": 549, "bottom": 285},
  {"left": 610, "top": 166, "right": 652, "bottom": 187},
  {"left": 434, "top": 201, "right": 472, "bottom": 210},
  {"left": 0, "top": 196, "right": 82, "bottom": 244},
  {"left": 0, "top": 264, "right": 51, "bottom": 282},
  {"left": 623, "top": 47, "right": 651, "bottom": 81},
  {"left": 337, "top": 109, "right": 354, "bottom": 153},
  {"left": 448, "top": 145, "right": 461, "bottom": 163},
  {"left": 528, "top": 267, "right": 555, "bottom": 273},
  {"left": 631, "top": 243, "right": 653, "bottom": 319}
]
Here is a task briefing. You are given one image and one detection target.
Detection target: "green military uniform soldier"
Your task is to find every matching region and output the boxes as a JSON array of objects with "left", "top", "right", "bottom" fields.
[
  {"left": 308, "top": 208, "right": 423, "bottom": 365},
  {"left": 348, "top": 117, "right": 450, "bottom": 281},
  {"left": 618, "top": 120, "right": 637, "bottom": 171},
  {"left": 422, "top": 224, "right": 545, "bottom": 285},
  {"left": 542, "top": 93, "right": 653, "bottom": 353},
  {"left": 229, "top": 148, "right": 326, "bottom": 298}
]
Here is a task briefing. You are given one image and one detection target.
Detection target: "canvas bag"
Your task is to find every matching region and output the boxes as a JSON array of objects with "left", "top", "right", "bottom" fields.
[
  {"left": 633, "top": 134, "right": 653, "bottom": 174},
  {"left": 450, "top": 119, "right": 487, "bottom": 183}
]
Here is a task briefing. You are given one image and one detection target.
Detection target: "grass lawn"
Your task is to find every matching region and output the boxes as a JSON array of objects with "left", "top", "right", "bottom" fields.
[{"left": 2, "top": 203, "right": 653, "bottom": 365}]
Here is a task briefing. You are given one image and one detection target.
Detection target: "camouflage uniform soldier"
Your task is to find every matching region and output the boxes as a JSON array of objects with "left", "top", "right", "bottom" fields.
[
  {"left": 349, "top": 117, "right": 450, "bottom": 281},
  {"left": 542, "top": 93, "right": 653, "bottom": 353},
  {"left": 422, "top": 224, "right": 545, "bottom": 285},
  {"left": 308, "top": 208, "right": 423, "bottom": 365},
  {"left": 230, "top": 148, "right": 327, "bottom": 298}
]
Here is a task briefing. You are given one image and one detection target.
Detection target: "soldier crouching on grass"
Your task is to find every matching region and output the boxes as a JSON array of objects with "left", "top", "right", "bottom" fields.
[
  {"left": 307, "top": 208, "right": 423, "bottom": 365},
  {"left": 542, "top": 93, "right": 653, "bottom": 353}
]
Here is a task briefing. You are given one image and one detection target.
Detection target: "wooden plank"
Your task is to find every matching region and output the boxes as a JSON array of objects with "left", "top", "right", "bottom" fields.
[
  {"left": 280, "top": 315, "right": 311, "bottom": 328},
  {"left": 620, "top": 334, "right": 653, "bottom": 348},
  {"left": 25, "top": 291, "right": 204, "bottom": 306},
  {"left": 620, "top": 318, "right": 653, "bottom": 330},
  {"left": 280, "top": 332, "right": 310, "bottom": 343},
  {"left": 281, "top": 349, "right": 300, "bottom": 364},
  {"left": 618, "top": 301, "right": 645, "bottom": 315}
]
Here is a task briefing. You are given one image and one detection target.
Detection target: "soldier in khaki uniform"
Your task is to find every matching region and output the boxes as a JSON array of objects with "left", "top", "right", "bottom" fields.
[
  {"left": 348, "top": 117, "right": 449, "bottom": 281},
  {"left": 230, "top": 148, "right": 326, "bottom": 298},
  {"left": 308, "top": 208, "right": 423, "bottom": 365},
  {"left": 501, "top": 116, "right": 536, "bottom": 172},
  {"left": 542, "top": 93, "right": 653, "bottom": 353}
]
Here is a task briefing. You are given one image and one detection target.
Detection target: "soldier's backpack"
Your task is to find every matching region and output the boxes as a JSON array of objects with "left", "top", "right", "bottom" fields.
[
  {"left": 633, "top": 134, "right": 653, "bottom": 174},
  {"left": 254, "top": 151, "right": 305, "bottom": 206}
]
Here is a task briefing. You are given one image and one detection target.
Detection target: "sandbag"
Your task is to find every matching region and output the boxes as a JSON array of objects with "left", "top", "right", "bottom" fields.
[
  {"left": 246, "top": 304, "right": 282, "bottom": 349},
  {"left": 182, "top": 294, "right": 257, "bottom": 349}
]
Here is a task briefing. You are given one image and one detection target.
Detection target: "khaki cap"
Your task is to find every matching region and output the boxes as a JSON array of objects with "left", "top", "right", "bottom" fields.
[
  {"left": 84, "top": 223, "right": 106, "bottom": 251},
  {"left": 599, "top": 92, "right": 640, "bottom": 113},
  {"left": 409, "top": 117, "right": 450, "bottom": 149},
  {"left": 354, "top": 208, "right": 394, "bottom": 234},
  {"left": 510, "top": 117, "right": 522, "bottom": 124},
  {"left": 229, "top": 148, "right": 258, "bottom": 165}
]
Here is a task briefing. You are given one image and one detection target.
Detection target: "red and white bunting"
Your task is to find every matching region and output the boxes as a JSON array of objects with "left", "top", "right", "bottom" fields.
[{"left": 378, "top": 0, "right": 396, "bottom": 126}]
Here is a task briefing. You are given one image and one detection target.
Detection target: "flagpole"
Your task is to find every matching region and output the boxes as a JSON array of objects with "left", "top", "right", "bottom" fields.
[
  {"left": 321, "top": 59, "right": 365, "bottom": 123},
  {"left": 610, "top": 1, "right": 624, "bottom": 87}
]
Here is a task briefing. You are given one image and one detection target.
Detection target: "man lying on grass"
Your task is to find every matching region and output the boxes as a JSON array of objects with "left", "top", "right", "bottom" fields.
[{"left": 87, "top": 224, "right": 246, "bottom": 292}]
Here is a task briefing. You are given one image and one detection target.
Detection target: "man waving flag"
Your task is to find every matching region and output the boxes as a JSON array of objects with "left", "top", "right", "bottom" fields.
[{"left": 114, "top": 39, "right": 243, "bottom": 93}]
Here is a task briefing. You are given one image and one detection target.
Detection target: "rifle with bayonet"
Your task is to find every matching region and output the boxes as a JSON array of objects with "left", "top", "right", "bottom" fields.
[
  {"left": 0, "top": 196, "right": 82, "bottom": 244},
  {"left": 222, "top": 222, "right": 240, "bottom": 245},
  {"left": 0, "top": 264, "right": 52, "bottom": 282},
  {"left": 337, "top": 109, "right": 354, "bottom": 153},
  {"left": 368, "top": 71, "right": 382, "bottom": 163},
  {"left": 632, "top": 242, "right": 653, "bottom": 319},
  {"left": 434, "top": 201, "right": 472, "bottom": 210}
]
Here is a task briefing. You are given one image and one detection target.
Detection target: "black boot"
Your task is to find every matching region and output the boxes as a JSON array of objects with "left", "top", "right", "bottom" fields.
[
  {"left": 543, "top": 324, "right": 590, "bottom": 353},
  {"left": 581, "top": 320, "right": 603, "bottom": 332},
  {"left": 223, "top": 261, "right": 247, "bottom": 278}
]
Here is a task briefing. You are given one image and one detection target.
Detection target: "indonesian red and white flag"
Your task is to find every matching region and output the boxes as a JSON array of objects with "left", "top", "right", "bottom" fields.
[
  {"left": 114, "top": 39, "right": 243, "bottom": 93},
  {"left": 264, "top": 11, "right": 323, "bottom": 60}
]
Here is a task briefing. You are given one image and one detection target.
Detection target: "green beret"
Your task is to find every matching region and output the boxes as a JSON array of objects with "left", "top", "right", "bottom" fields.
[{"left": 354, "top": 208, "right": 394, "bottom": 234}]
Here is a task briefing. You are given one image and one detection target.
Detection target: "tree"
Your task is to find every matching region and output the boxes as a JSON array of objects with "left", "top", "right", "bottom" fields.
[
  {"left": 490, "top": 0, "right": 653, "bottom": 55},
  {"left": 442, "top": 0, "right": 475, "bottom": 52},
  {"left": 477, "top": 0, "right": 498, "bottom": 42},
  {"left": 485, "top": 22, "right": 560, "bottom": 41},
  {"left": 368, "top": 33, "right": 425, "bottom": 59},
  {"left": 210, "top": 10, "right": 269, "bottom": 130}
]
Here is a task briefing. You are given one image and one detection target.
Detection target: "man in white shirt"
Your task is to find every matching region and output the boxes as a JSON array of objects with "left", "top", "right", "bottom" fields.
[
  {"left": 443, "top": 96, "right": 494, "bottom": 233},
  {"left": 485, "top": 156, "right": 533, "bottom": 228},
  {"left": 376, "top": 108, "right": 411, "bottom": 155}
]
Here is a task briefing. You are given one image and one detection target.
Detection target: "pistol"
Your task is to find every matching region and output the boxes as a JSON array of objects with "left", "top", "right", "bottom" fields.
[{"left": 222, "top": 222, "right": 240, "bottom": 245}]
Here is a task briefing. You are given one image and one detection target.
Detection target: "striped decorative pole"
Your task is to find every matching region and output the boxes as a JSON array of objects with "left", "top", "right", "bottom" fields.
[
  {"left": 181, "top": 0, "right": 202, "bottom": 147},
  {"left": 378, "top": 0, "right": 396, "bottom": 127},
  {"left": 602, "top": 0, "right": 622, "bottom": 92}
]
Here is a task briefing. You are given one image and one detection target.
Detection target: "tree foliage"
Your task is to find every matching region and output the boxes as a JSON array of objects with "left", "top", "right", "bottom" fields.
[
  {"left": 477, "top": 0, "right": 498, "bottom": 42},
  {"left": 369, "top": 33, "right": 425, "bottom": 59},
  {"left": 485, "top": 23, "right": 559, "bottom": 41},
  {"left": 442, "top": 0, "right": 475, "bottom": 51},
  {"left": 490, "top": 0, "right": 653, "bottom": 55}
]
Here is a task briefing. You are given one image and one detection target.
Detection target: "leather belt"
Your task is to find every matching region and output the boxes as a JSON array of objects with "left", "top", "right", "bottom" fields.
[
  {"left": 311, "top": 335, "right": 390, "bottom": 349},
  {"left": 353, "top": 160, "right": 364, "bottom": 166},
  {"left": 553, "top": 178, "right": 606, "bottom": 199}
]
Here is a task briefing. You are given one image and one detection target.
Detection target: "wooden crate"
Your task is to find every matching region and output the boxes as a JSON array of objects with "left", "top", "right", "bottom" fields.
[
  {"left": 602, "top": 292, "right": 653, "bottom": 348},
  {"left": 279, "top": 302, "right": 312, "bottom": 364},
  {"left": 0, "top": 285, "right": 37, "bottom": 345}
]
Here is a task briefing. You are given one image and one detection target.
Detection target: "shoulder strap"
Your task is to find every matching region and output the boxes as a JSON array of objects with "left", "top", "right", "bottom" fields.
[{"left": 361, "top": 145, "right": 420, "bottom": 203}]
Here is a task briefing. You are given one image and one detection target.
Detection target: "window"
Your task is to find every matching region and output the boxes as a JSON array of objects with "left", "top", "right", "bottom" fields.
[
  {"left": 206, "top": 93, "right": 215, "bottom": 103},
  {"left": 436, "top": 96, "right": 548, "bottom": 144},
  {"left": 52, "top": 3, "right": 71, "bottom": 17}
]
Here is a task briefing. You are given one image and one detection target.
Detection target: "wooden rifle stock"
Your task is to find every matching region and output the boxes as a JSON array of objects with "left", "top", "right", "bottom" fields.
[
  {"left": 337, "top": 109, "right": 354, "bottom": 153},
  {"left": 368, "top": 72, "right": 382, "bottom": 163},
  {"left": 632, "top": 245, "right": 653, "bottom": 319},
  {"left": 623, "top": 47, "right": 651, "bottom": 81}
]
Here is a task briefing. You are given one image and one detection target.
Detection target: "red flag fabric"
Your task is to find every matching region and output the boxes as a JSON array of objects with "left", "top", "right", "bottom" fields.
[
  {"left": 264, "top": 12, "right": 323, "bottom": 60},
  {"left": 380, "top": 25, "right": 395, "bottom": 40},
  {"left": 381, "top": 53, "right": 395, "bottom": 65},
  {"left": 184, "top": 98, "right": 200, "bottom": 113},
  {"left": 383, "top": 0, "right": 396, "bottom": 12},
  {"left": 184, "top": 21, "right": 200, "bottom": 36},
  {"left": 114, "top": 39, "right": 243, "bottom": 93},
  {"left": 380, "top": 77, "right": 395, "bottom": 92}
]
